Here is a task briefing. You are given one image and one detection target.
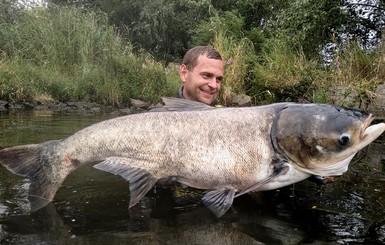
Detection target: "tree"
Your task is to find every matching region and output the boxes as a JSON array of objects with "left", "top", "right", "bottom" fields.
[
  {"left": 211, "top": 0, "right": 290, "bottom": 31},
  {"left": 49, "top": 0, "right": 212, "bottom": 62},
  {"left": 344, "top": 0, "right": 385, "bottom": 49},
  {"left": 269, "top": 0, "right": 385, "bottom": 56},
  {"left": 0, "top": 0, "right": 21, "bottom": 23}
]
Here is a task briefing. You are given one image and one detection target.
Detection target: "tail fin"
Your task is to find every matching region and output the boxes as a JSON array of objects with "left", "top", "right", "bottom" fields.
[{"left": 0, "top": 140, "right": 65, "bottom": 212}]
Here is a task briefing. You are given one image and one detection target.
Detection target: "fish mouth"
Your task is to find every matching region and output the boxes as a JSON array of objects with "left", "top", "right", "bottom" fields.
[
  {"left": 360, "top": 114, "right": 375, "bottom": 140},
  {"left": 356, "top": 115, "right": 385, "bottom": 152}
]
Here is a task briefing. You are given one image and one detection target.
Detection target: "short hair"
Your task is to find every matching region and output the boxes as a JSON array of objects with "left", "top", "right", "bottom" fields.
[{"left": 181, "top": 46, "right": 222, "bottom": 70}]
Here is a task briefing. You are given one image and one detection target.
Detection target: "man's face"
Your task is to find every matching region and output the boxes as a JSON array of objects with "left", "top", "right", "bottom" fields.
[{"left": 179, "top": 55, "right": 224, "bottom": 105}]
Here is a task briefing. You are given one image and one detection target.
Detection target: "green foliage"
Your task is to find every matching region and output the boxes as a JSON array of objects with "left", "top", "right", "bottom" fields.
[
  {"left": 164, "top": 63, "right": 181, "bottom": 98},
  {"left": 213, "top": 31, "right": 257, "bottom": 105},
  {"left": 0, "top": 60, "right": 33, "bottom": 102},
  {"left": 268, "top": 0, "right": 385, "bottom": 57},
  {"left": 1, "top": 1, "right": 385, "bottom": 107},
  {"left": 326, "top": 43, "right": 385, "bottom": 105},
  {"left": 191, "top": 11, "right": 260, "bottom": 105},
  {"left": 0, "top": 0, "right": 21, "bottom": 24},
  {"left": 190, "top": 11, "right": 245, "bottom": 47},
  {"left": 268, "top": 0, "right": 348, "bottom": 56},
  {"left": 50, "top": 0, "right": 212, "bottom": 62},
  {"left": 191, "top": 8, "right": 272, "bottom": 56},
  {"left": 211, "top": 0, "right": 290, "bottom": 30},
  {"left": 49, "top": 0, "right": 291, "bottom": 62},
  {"left": 247, "top": 38, "right": 385, "bottom": 105},
  {"left": 250, "top": 40, "right": 323, "bottom": 103},
  {"left": 0, "top": 6, "right": 170, "bottom": 105}
]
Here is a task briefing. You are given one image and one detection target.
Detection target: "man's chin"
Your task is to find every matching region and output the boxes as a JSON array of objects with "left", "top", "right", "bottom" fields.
[
  {"left": 198, "top": 96, "right": 215, "bottom": 105},
  {"left": 197, "top": 90, "right": 217, "bottom": 105}
]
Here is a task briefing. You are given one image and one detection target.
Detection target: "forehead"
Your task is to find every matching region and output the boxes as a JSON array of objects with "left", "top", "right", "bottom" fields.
[{"left": 193, "top": 55, "right": 224, "bottom": 74}]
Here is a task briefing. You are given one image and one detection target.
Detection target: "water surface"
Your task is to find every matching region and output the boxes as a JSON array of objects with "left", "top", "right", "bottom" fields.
[{"left": 0, "top": 110, "right": 384, "bottom": 245}]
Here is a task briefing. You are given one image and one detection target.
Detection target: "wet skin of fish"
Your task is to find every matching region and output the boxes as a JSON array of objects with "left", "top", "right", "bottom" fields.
[{"left": 0, "top": 98, "right": 384, "bottom": 217}]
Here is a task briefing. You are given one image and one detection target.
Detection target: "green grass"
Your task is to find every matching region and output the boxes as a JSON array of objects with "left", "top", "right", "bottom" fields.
[
  {"left": 0, "top": 6, "right": 173, "bottom": 105},
  {"left": 213, "top": 31, "right": 256, "bottom": 105}
]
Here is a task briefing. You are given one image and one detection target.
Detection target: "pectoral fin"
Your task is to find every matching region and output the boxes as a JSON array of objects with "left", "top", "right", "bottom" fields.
[
  {"left": 235, "top": 161, "right": 290, "bottom": 197},
  {"left": 202, "top": 189, "right": 236, "bottom": 218},
  {"left": 94, "top": 157, "right": 158, "bottom": 208}
]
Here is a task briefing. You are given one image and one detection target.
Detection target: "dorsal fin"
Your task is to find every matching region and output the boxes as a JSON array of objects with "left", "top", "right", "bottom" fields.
[{"left": 161, "top": 97, "right": 216, "bottom": 111}]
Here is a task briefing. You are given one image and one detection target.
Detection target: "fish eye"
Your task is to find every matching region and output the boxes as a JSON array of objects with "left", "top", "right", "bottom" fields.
[{"left": 339, "top": 133, "right": 350, "bottom": 145}]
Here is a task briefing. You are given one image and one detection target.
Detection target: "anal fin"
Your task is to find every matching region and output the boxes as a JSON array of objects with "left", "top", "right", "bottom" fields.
[{"left": 94, "top": 157, "right": 158, "bottom": 208}]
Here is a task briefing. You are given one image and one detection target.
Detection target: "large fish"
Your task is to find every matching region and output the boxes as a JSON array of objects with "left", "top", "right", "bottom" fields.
[{"left": 0, "top": 98, "right": 384, "bottom": 217}]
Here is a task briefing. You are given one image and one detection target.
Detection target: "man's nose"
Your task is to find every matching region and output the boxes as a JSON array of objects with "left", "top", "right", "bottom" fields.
[{"left": 208, "top": 78, "right": 220, "bottom": 89}]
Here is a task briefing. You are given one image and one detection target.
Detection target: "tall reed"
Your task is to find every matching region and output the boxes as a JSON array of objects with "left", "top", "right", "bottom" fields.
[{"left": 0, "top": 6, "right": 172, "bottom": 105}]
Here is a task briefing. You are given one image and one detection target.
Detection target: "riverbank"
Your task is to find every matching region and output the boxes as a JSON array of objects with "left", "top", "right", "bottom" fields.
[
  {"left": 0, "top": 94, "right": 251, "bottom": 115},
  {"left": 1, "top": 83, "right": 385, "bottom": 118},
  {"left": 0, "top": 98, "right": 162, "bottom": 116}
]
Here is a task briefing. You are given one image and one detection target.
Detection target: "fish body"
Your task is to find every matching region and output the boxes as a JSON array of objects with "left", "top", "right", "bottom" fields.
[{"left": 1, "top": 98, "right": 384, "bottom": 217}]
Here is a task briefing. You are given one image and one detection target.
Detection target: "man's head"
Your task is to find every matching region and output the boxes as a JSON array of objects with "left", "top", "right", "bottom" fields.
[{"left": 179, "top": 46, "right": 224, "bottom": 105}]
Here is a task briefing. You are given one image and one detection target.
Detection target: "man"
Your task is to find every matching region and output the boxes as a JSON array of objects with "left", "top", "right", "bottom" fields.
[
  {"left": 154, "top": 46, "right": 225, "bottom": 208},
  {"left": 177, "top": 46, "right": 224, "bottom": 106}
]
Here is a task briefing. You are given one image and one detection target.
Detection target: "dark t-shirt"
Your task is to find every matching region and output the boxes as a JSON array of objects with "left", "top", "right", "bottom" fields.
[{"left": 178, "top": 85, "right": 218, "bottom": 106}]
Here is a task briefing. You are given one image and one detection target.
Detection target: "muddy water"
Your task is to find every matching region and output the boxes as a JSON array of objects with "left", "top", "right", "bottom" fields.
[{"left": 0, "top": 110, "right": 384, "bottom": 245}]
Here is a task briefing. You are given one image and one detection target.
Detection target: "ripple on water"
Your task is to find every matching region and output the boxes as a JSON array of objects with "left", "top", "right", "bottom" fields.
[{"left": 0, "top": 203, "right": 8, "bottom": 215}]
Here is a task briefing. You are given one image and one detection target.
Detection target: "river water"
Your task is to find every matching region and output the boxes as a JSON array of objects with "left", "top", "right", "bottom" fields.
[{"left": 0, "top": 110, "right": 384, "bottom": 245}]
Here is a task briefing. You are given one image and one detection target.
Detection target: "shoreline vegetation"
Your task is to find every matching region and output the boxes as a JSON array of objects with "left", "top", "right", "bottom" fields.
[{"left": 1, "top": 6, "right": 385, "bottom": 111}]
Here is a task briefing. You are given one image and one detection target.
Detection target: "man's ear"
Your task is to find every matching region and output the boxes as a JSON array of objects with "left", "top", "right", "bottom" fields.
[{"left": 179, "top": 64, "right": 188, "bottom": 83}]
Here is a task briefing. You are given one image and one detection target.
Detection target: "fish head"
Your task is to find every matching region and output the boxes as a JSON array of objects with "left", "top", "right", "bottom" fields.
[{"left": 272, "top": 104, "right": 385, "bottom": 176}]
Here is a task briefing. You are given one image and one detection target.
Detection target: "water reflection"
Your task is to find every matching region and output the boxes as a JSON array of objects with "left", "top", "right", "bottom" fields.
[
  {"left": 0, "top": 110, "right": 114, "bottom": 146},
  {"left": 1, "top": 194, "right": 309, "bottom": 245},
  {"left": 0, "top": 110, "right": 384, "bottom": 244}
]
